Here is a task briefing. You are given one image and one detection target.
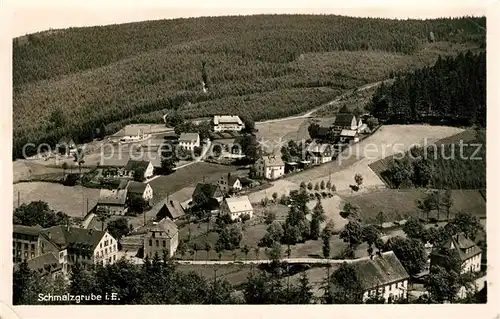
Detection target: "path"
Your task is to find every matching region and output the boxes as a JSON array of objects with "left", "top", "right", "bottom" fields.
[{"left": 256, "top": 79, "right": 388, "bottom": 125}]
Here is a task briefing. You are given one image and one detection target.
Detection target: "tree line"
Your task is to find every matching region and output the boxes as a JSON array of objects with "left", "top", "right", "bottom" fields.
[{"left": 369, "top": 50, "right": 486, "bottom": 127}]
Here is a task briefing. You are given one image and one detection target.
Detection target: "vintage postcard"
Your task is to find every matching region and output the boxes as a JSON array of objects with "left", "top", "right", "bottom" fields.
[{"left": 2, "top": 0, "right": 497, "bottom": 318}]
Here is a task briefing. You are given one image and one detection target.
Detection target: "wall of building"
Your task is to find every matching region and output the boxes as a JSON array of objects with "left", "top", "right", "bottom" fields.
[
  {"left": 265, "top": 166, "right": 284, "bottom": 179},
  {"left": 144, "top": 230, "right": 179, "bottom": 259},
  {"left": 363, "top": 279, "right": 408, "bottom": 303},
  {"left": 214, "top": 124, "right": 244, "bottom": 132},
  {"left": 463, "top": 253, "right": 482, "bottom": 273},
  {"left": 13, "top": 233, "right": 39, "bottom": 263},
  {"left": 94, "top": 232, "right": 119, "bottom": 266}
]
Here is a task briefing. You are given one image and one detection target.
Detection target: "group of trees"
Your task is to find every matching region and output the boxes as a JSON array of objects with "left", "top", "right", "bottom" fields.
[
  {"left": 370, "top": 51, "right": 486, "bottom": 127},
  {"left": 13, "top": 201, "right": 70, "bottom": 228},
  {"left": 381, "top": 132, "right": 485, "bottom": 190},
  {"left": 13, "top": 15, "right": 485, "bottom": 160}
]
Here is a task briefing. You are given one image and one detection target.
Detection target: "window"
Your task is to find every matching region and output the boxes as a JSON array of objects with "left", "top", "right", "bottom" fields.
[
  {"left": 24, "top": 251, "right": 28, "bottom": 258},
  {"left": 163, "top": 240, "right": 166, "bottom": 247},
  {"left": 100, "top": 243, "right": 102, "bottom": 248},
  {"left": 105, "top": 248, "right": 108, "bottom": 254},
  {"left": 152, "top": 232, "right": 155, "bottom": 238},
  {"left": 149, "top": 240, "right": 152, "bottom": 246},
  {"left": 156, "top": 240, "right": 159, "bottom": 247},
  {"left": 31, "top": 244, "right": 35, "bottom": 250},
  {"left": 59, "top": 251, "right": 64, "bottom": 258},
  {"left": 24, "top": 243, "right": 28, "bottom": 249},
  {"left": 113, "top": 255, "right": 116, "bottom": 261}
]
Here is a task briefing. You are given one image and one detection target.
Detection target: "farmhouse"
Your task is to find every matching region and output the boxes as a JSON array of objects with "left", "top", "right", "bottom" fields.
[
  {"left": 57, "top": 137, "right": 77, "bottom": 156},
  {"left": 178, "top": 133, "right": 200, "bottom": 150},
  {"left": 97, "top": 189, "right": 128, "bottom": 215},
  {"left": 143, "top": 218, "right": 179, "bottom": 259},
  {"left": 333, "top": 114, "right": 362, "bottom": 132},
  {"left": 152, "top": 197, "right": 186, "bottom": 221},
  {"left": 193, "top": 183, "right": 224, "bottom": 203},
  {"left": 218, "top": 173, "right": 242, "bottom": 193},
  {"left": 213, "top": 115, "right": 245, "bottom": 132},
  {"left": 430, "top": 233, "right": 482, "bottom": 274},
  {"left": 307, "top": 142, "right": 334, "bottom": 165},
  {"left": 13, "top": 224, "right": 43, "bottom": 263},
  {"left": 220, "top": 196, "right": 254, "bottom": 221},
  {"left": 38, "top": 226, "right": 118, "bottom": 271},
  {"left": 123, "top": 159, "right": 154, "bottom": 180},
  {"left": 118, "top": 180, "right": 154, "bottom": 201},
  {"left": 333, "top": 251, "right": 410, "bottom": 303},
  {"left": 254, "top": 155, "right": 285, "bottom": 180}
]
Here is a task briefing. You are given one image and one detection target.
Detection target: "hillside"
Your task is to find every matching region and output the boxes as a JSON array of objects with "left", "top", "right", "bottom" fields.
[{"left": 13, "top": 15, "right": 486, "bottom": 159}]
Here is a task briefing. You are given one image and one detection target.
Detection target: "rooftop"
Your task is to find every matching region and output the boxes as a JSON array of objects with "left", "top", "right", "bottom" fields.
[
  {"left": 40, "top": 225, "right": 107, "bottom": 250},
  {"left": 261, "top": 155, "right": 285, "bottom": 167},
  {"left": 13, "top": 224, "right": 43, "bottom": 236},
  {"left": 98, "top": 189, "right": 128, "bottom": 206},
  {"left": 179, "top": 133, "right": 200, "bottom": 142},
  {"left": 224, "top": 196, "right": 253, "bottom": 213},
  {"left": 126, "top": 181, "right": 149, "bottom": 194},
  {"left": 124, "top": 159, "right": 151, "bottom": 171},
  {"left": 340, "top": 129, "right": 358, "bottom": 137},
  {"left": 335, "top": 114, "right": 356, "bottom": 126},
  {"left": 149, "top": 218, "right": 178, "bottom": 238},
  {"left": 214, "top": 115, "right": 243, "bottom": 125},
  {"left": 27, "top": 252, "right": 62, "bottom": 274}
]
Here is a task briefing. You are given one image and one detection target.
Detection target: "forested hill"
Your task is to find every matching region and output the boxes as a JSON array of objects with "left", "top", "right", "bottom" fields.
[
  {"left": 369, "top": 51, "right": 486, "bottom": 127},
  {"left": 13, "top": 15, "right": 485, "bottom": 159}
]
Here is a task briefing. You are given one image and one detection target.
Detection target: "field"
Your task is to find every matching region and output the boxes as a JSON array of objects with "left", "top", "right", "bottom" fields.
[
  {"left": 12, "top": 13, "right": 484, "bottom": 159},
  {"left": 176, "top": 264, "right": 253, "bottom": 287},
  {"left": 13, "top": 182, "right": 100, "bottom": 217},
  {"left": 343, "top": 188, "right": 486, "bottom": 223}
]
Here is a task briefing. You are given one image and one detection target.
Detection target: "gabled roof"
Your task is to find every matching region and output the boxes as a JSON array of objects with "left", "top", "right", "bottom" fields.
[
  {"left": 436, "top": 233, "right": 482, "bottom": 261},
  {"left": 179, "top": 133, "right": 200, "bottom": 142},
  {"left": 307, "top": 142, "right": 333, "bottom": 154},
  {"left": 221, "top": 173, "right": 240, "bottom": 186},
  {"left": 214, "top": 115, "right": 243, "bottom": 125},
  {"left": 193, "top": 183, "right": 223, "bottom": 199},
  {"left": 124, "top": 159, "right": 151, "bottom": 171},
  {"left": 13, "top": 224, "right": 43, "bottom": 236},
  {"left": 58, "top": 137, "right": 76, "bottom": 147},
  {"left": 27, "top": 252, "right": 62, "bottom": 274},
  {"left": 351, "top": 251, "right": 410, "bottom": 290},
  {"left": 40, "top": 226, "right": 107, "bottom": 250},
  {"left": 126, "top": 181, "right": 149, "bottom": 194},
  {"left": 260, "top": 155, "right": 284, "bottom": 167},
  {"left": 340, "top": 129, "right": 358, "bottom": 137},
  {"left": 224, "top": 196, "right": 253, "bottom": 213},
  {"left": 98, "top": 189, "right": 128, "bottom": 206},
  {"left": 117, "top": 179, "right": 129, "bottom": 190},
  {"left": 335, "top": 114, "right": 356, "bottom": 126},
  {"left": 149, "top": 218, "right": 178, "bottom": 238}
]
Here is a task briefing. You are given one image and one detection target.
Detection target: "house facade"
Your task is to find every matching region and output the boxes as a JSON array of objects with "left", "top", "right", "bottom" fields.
[
  {"left": 152, "top": 198, "right": 186, "bottom": 221},
  {"left": 13, "top": 225, "right": 43, "bottom": 263},
  {"left": 430, "top": 233, "right": 482, "bottom": 274},
  {"left": 255, "top": 155, "right": 285, "bottom": 180},
  {"left": 26, "top": 252, "right": 64, "bottom": 280},
  {"left": 96, "top": 189, "right": 128, "bottom": 215},
  {"left": 119, "top": 180, "right": 154, "bottom": 201},
  {"left": 218, "top": 173, "right": 242, "bottom": 193},
  {"left": 57, "top": 137, "right": 77, "bottom": 156},
  {"left": 220, "top": 196, "right": 254, "bottom": 221},
  {"left": 123, "top": 160, "right": 154, "bottom": 180},
  {"left": 339, "top": 251, "right": 410, "bottom": 303},
  {"left": 213, "top": 115, "right": 245, "bottom": 132},
  {"left": 143, "top": 218, "right": 179, "bottom": 259},
  {"left": 307, "top": 143, "right": 334, "bottom": 165},
  {"left": 38, "top": 226, "right": 118, "bottom": 271},
  {"left": 333, "top": 114, "right": 362, "bottom": 132},
  {"left": 178, "top": 133, "right": 200, "bottom": 150}
]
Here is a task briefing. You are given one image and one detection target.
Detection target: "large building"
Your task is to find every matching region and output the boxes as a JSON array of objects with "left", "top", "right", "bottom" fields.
[
  {"left": 430, "top": 233, "right": 482, "bottom": 274},
  {"left": 332, "top": 251, "right": 410, "bottom": 303},
  {"left": 38, "top": 226, "right": 118, "bottom": 271},
  {"left": 213, "top": 115, "right": 245, "bottom": 132},
  {"left": 96, "top": 189, "right": 128, "bottom": 215},
  {"left": 220, "top": 196, "right": 254, "bottom": 221},
  {"left": 13, "top": 224, "right": 43, "bottom": 263},
  {"left": 254, "top": 155, "right": 285, "bottom": 180},
  {"left": 123, "top": 160, "right": 154, "bottom": 180},
  {"left": 178, "top": 133, "right": 200, "bottom": 151},
  {"left": 143, "top": 218, "right": 179, "bottom": 259}
]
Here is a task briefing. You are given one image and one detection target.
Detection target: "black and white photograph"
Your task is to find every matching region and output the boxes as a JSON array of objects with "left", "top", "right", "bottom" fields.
[{"left": 2, "top": 0, "right": 496, "bottom": 315}]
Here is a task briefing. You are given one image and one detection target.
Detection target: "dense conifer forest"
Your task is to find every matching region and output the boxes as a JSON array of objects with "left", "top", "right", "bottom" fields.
[
  {"left": 369, "top": 51, "right": 486, "bottom": 126},
  {"left": 12, "top": 15, "right": 485, "bottom": 159}
]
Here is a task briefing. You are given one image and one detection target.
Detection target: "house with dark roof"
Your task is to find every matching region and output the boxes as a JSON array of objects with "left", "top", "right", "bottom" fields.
[
  {"left": 334, "top": 251, "right": 410, "bottom": 303},
  {"left": 151, "top": 197, "right": 186, "bottom": 221},
  {"left": 333, "top": 114, "right": 362, "bottom": 132},
  {"left": 38, "top": 225, "right": 118, "bottom": 270},
  {"left": 13, "top": 224, "right": 43, "bottom": 263},
  {"left": 57, "top": 136, "right": 77, "bottom": 156},
  {"left": 26, "top": 252, "right": 64, "bottom": 279},
  {"left": 192, "top": 183, "right": 224, "bottom": 203},
  {"left": 118, "top": 180, "right": 153, "bottom": 202},
  {"left": 122, "top": 159, "right": 154, "bottom": 180},
  {"left": 97, "top": 189, "right": 128, "bottom": 215},
  {"left": 255, "top": 155, "right": 285, "bottom": 180},
  {"left": 217, "top": 173, "right": 242, "bottom": 193},
  {"left": 306, "top": 142, "right": 334, "bottom": 165},
  {"left": 430, "top": 233, "right": 482, "bottom": 274},
  {"left": 143, "top": 218, "right": 179, "bottom": 258}
]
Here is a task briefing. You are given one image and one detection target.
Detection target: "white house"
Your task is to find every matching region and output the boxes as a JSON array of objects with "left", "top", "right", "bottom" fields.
[
  {"left": 431, "top": 233, "right": 482, "bottom": 274},
  {"left": 144, "top": 218, "right": 179, "bottom": 258},
  {"left": 307, "top": 142, "right": 334, "bottom": 165},
  {"left": 254, "top": 155, "right": 285, "bottom": 180},
  {"left": 339, "top": 129, "right": 360, "bottom": 143},
  {"left": 220, "top": 196, "right": 254, "bottom": 221},
  {"left": 119, "top": 180, "right": 154, "bottom": 201},
  {"left": 178, "top": 133, "right": 200, "bottom": 150},
  {"left": 213, "top": 115, "right": 245, "bottom": 132},
  {"left": 218, "top": 173, "right": 242, "bottom": 193},
  {"left": 119, "top": 126, "right": 151, "bottom": 143},
  {"left": 123, "top": 160, "right": 154, "bottom": 180},
  {"left": 336, "top": 251, "right": 410, "bottom": 303}
]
